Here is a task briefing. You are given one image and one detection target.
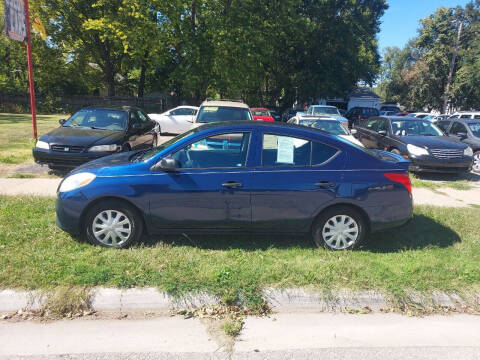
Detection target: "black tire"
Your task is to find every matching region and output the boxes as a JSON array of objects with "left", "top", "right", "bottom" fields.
[
  {"left": 84, "top": 200, "right": 143, "bottom": 248},
  {"left": 312, "top": 206, "right": 367, "bottom": 251}
]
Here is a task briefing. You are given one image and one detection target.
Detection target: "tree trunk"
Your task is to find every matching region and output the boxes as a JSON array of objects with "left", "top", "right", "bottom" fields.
[
  {"left": 105, "top": 61, "right": 115, "bottom": 97},
  {"left": 443, "top": 21, "right": 463, "bottom": 114},
  {"left": 138, "top": 62, "right": 146, "bottom": 99}
]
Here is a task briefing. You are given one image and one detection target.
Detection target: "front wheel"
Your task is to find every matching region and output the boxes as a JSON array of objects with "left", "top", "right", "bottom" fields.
[
  {"left": 84, "top": 200, "right": 143, "bottom": 248},
  {"left": 312, "top": 206, "right": 366, "bottom": 250}
]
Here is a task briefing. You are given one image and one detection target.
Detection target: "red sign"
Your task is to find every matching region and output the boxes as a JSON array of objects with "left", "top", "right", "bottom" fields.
[{"left": 4, "top": 0, "right": 27, "bottom": 42}]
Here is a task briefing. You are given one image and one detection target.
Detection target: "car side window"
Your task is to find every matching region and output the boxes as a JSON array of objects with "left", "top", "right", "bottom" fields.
[
  {"left": 450, "top": 122, "right": 467, "bottom": 135},
  {"left": 311, "top": 142, "right": 338, "bottom": 165},
  {"left": 460, "top": 114, "right": 471, "bottom": 119},
  {"left": 262, "top": 134, "right": 311, "bottom": 167},
  {"left": 376, "top": 119, "right": 388, "bottom": 133},
  {"left": 137, "top": 111, "right": 150, "bottom": 124},
  {"left": 129, "top": 112, "right": 142, "bottom": 127},
  {"left": 436, "top": 121, "right": 451, "bottom": 132},
  {"left": 364, "top": 119, "right": 378, "bottom": 130},
  {"left": 172, "top": 132, "right": 251, "bottom": 169}
]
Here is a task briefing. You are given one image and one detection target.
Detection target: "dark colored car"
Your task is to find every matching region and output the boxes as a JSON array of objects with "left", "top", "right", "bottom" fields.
[
  {"left": 354, "top": 116, "right": 473, "bottom": 174},
  {"left": 33, "top": 107, "right": 158, "bottom": 170},
  {"left": 436, "top": 119, "right": 480, "bottom": 173},
  {"left": 345, "top": 107, "right": 380, "bottom": 128},
  {"left": 380, "top": 105, "right": 401, "bottom": 113},
  {"left": 56, "top": 121, "right": 413, "bottom": 250},
  {"left": 270, "top": 110, "right": 281, "bottom": 122},
  {"left": 282, "top": 109, "right": 303, "bottom": 122}
]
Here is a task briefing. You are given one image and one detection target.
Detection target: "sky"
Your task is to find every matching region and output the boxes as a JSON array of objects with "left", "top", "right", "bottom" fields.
[{"left": 378, "top": 0, "right": 472, "bottom": 52}]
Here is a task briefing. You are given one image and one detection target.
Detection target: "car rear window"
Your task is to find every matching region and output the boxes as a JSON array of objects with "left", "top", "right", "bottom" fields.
[
  {"left": 252, "top": 110, "right": 270, "bottom": 116},
  {"left": 197, "top": 106, "right": 252, "bottom": 122}
]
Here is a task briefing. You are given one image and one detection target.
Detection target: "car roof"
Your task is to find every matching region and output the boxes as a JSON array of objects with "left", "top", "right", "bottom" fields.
[
  {"left": 251, "top": 107, "right": 270, "bottom": 111},
  {"left": 310, "top": 105, "right": 336, "bottom": 108},
  {"left": 195, "top": 120, "right": 330, "bottom": 133},
  {"left": 84, "top": 106, "right": 137, "bottom": 112},
  {"left": 199, "top": 100, "right": 249, "bottom": 109},
  {"left": 383, "top": 116, "right": 430, "bottom": 121}
]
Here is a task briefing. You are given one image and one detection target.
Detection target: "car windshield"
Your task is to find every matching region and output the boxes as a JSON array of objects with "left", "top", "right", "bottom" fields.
[
  {"left": 311, "top": 107, "right": 339, "bottom": 115},
  {"left": 252, "top": 109, "right": 271, "bottom": 116},
  {"left": 468, "top": 122, "right": 480, "bottom": 137},
  {"left": 391, "top": 120, "right": 443, "bottom": 136},
  {"left": 197, "top": 106, "right": 252, "bottom": 123},
  {"left": 63, "top": 109, "right": 127, "bottom": 131},
  {"left": 138, "top": 129, "right": 198, "bottom": 161},
  {"left": 303, "top": 120, "right": 348, "bottom": 135}
]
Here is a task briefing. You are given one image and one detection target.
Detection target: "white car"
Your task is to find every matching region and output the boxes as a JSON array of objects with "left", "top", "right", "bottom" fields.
[
  {"left": 448, "top": 112, "right": 480, "bottom": 120},
  {"left": 148, "top": 106, "right": 199, "bottom": 134},
  {"left": 407, "top": 112, "right": 431, "bottom": 119},
  {"left": 287, "top": 116, "right": 364, "bottom": 147}
]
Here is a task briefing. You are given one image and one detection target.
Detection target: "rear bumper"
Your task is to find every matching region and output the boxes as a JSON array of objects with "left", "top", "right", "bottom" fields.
[
  {"left": 409, "top": 157, "right": 472, "bottom": 173},
  {"left": 33, "top": 148, "right": 109, "bottom": 168}
]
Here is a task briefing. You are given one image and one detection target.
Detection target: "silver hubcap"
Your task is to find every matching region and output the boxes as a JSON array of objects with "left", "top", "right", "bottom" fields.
[
  {"left": 92, "top": 210, "right": 132, "bottom": 247},
  {"left": 322, "top": 215, "right": 359, "bottom": 250},
  {"left": 473, "top": 153, "right": 480, "bottom": 172}
]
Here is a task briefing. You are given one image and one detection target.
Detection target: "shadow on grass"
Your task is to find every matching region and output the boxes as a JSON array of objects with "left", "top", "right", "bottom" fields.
[
  {"left": 413, "top": 171, "right": 480, "bottom": 182},
  {"left": 139, "top": 213, "right": 460, "bottom": 253},
  {"left": 364, "top": 214, "right": 460, "bottom": 253}
]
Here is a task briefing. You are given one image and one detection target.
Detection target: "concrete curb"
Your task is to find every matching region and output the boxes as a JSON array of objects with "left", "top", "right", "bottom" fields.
[{"left": 1, "top": 287, "right": 479, "bottom": 314}]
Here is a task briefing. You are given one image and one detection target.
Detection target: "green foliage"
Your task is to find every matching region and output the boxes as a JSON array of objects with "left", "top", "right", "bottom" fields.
[
  {"left": 378, "top": 1, "right": 480, "bottom": 111},
  {"left": 2, "top": 0, "right": 387, "bottom": 106}
]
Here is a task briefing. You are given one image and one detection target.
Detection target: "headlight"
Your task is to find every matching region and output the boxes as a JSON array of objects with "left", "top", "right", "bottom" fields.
[
  {"left": 88, "top": 144, "right": 121, "bottom": 152},
  {"left": 59, "top": 172, "right": 96, "bottom": 193},
  {"left": 407, "top": 144, "right": 429, "bottom": 157},
  {"left": 35, "top": 140, "right": 49, "bottom": 150},
  {"left": 464, "top": 147, "right": 473, "bottom": 156}
]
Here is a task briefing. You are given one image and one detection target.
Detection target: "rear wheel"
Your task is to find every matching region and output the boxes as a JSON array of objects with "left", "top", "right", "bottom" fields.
[
  {"left": 84, "top": 200, "right": 143, "bottom": 248},
  {"left": 473, "top": 151, "right": 480, "bottom": 173},
  {"left": 312, "top": 206, "right": 366, "bottom": 250}
]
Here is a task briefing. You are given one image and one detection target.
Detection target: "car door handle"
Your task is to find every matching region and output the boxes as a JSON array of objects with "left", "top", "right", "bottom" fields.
[
  {"left": 222, "top": 181, "right": 243, "bottom": 188},
  {"left": 315, "top": 181, "right": 335, "bottom": 188}
]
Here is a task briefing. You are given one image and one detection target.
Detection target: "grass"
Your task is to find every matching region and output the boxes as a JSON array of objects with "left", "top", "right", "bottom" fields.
[
  {"left": 1, "top": 196, "right": 480, "bottom": 309},
  {"left": 411, "top": 176, "right": 473, "bottom": 191},
  {"left": 0, "top": 113, "right": 65, "bottom": 165}
]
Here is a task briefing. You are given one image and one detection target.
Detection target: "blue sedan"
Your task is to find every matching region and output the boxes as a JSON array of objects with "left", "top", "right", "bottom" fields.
[{"left": 56, "top": 121, "right": 413, "bottom": 250}]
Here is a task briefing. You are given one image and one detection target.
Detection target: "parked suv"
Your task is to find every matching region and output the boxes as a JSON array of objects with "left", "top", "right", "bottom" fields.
[
  {"left": 345, "top": 107, "right": 379, "bottom": 129},
  {"left": 436, "top": 119, "right": 480, "bottom": 172},
  {"left": 192, "top": 100, "right": 252, "bottom": 128}
]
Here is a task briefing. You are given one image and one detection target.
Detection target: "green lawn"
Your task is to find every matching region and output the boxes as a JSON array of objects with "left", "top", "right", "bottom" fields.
[
  {"left": 1, "top": 196, "right": 479, "bottom": 308},
  {"left": 0, "top": 113, "right": 65, "bottom": 165}
]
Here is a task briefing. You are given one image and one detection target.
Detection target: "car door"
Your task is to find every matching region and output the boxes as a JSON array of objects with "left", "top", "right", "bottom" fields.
[
  {"left": 356, "top": 118, "right": 379, "bottom": 148},
  {"left": 251, "top": 131, "right": 345, "bottom": 232},
  {"left": 168, "top": 108, "right": 194, "bottom": 134},
  {"left": 373, "top": 118, "right": 391, "bottom": 150},
  {"left": 148, "top": 131, "right": 253, "bottom": 231}
]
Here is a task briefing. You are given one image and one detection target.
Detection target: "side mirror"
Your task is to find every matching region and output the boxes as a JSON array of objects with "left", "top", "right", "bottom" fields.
[
  {"left": 378, "top": 130, "right": 387, "bottom": 136},
  {"left": 152, "top": 157, "right": 177, "bottom": 172},
  {"left": 59, "top": 119, "right": 66, "bottom": 125},
  {"left": 457, "top": 132, "right": 467, "bottom": 139}
]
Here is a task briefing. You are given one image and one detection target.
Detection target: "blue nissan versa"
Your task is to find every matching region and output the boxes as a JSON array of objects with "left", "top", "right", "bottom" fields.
[{"left": 56, "top": 122, "right": 413, "bottom": 250}]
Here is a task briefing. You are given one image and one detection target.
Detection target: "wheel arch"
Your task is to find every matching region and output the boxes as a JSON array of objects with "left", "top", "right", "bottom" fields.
[
  {"left": 310, "top": 202, "right": 371, "bottom": 234},
  {"left": 80, "top": 196, "right": 148, "bottom": 235}
]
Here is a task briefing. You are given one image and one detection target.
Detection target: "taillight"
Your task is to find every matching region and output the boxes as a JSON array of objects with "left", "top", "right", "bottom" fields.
[{"left": 384, "top": 172, "right": 412, "bottom": 195}]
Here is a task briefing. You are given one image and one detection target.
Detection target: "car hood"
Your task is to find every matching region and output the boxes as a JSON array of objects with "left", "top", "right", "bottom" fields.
[
  {"left": 396, "top": 135, "right": 467, "bottom": 149},
  {"left": 72, "top": 150, "right": 142, "bottom": 175},
  {"left": 40, "top": 127, "right": 125, "bottom": 147}
]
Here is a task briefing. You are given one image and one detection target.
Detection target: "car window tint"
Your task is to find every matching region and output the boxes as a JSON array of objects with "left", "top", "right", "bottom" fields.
[
  {"left": 474, "top": 115, "right": 480, "bottom": 120},
  {"left": 450, "top": 122, "right": 467, "bottom": 134},
  {"left": 460, "top": 114, "right": 471, "bottom": 119},
  {"left": 376, "top": 119, "right": 388, "bottom": 132},
  {"left": 262, "top": 134, "right": 311, "bottom": 167},
  {"left": 137, "top": 110, "right": 149, "bottom": 123},
  {"left": 365, "top": 119, "right": 378, "bottom": 130},
  {"left": 172, "top": 132, "right": 250, "bottom": 169},
  {"left": 436, "top": 121, "right": 451, "bottom": 132},
  {"left": 468, "top": 123, "right": 480, "bottom": 137},
  {"left": 312, "top": 142, "right": 338, "bottom": 165}
]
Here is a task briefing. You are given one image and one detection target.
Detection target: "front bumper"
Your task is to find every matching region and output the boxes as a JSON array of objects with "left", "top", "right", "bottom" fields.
[
  {"left": 56, "top": 191, "right": 89, "bottom": 235},
  {"left": 33, "top": 148, "right": 111, "bottom": 168},
  {"left": 409, "top": 156, "right": 472, "bottom": 173}
]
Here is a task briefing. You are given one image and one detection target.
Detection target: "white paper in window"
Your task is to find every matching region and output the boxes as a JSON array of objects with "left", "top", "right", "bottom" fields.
[{"left": 276, "top": 136, "right": 294, "bottom": 164}]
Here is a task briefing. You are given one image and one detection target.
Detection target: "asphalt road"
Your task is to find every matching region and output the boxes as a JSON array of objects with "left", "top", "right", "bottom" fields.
[{"left": 2, "top": 314, "right": 480, "bottom": 359}]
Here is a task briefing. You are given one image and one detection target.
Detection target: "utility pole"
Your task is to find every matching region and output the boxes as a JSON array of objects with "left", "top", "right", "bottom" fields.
[{"left": 443, "top": 21, "right": 463, "bottom": 114}]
